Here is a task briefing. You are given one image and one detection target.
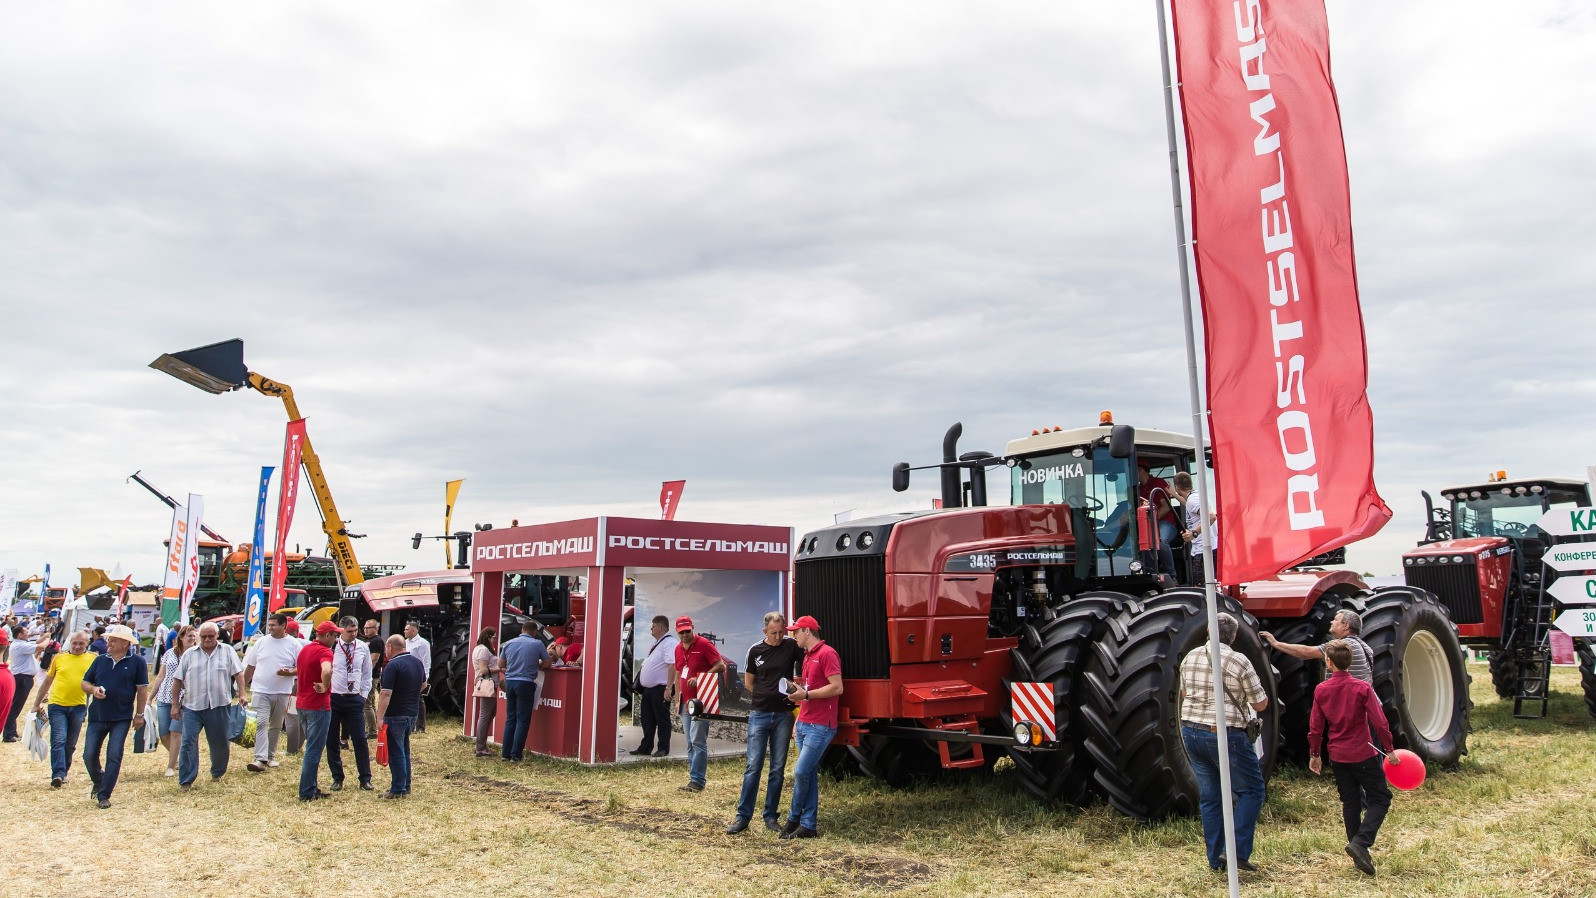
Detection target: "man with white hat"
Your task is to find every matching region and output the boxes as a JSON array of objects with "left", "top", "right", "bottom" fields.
[{"left": 79, "top": 624, "right": 149, "bottom": 809}]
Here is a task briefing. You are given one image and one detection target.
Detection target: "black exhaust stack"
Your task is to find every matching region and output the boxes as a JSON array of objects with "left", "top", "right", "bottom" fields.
[{"left": 940, "top": 423, "right": 963, "bottom": 509}]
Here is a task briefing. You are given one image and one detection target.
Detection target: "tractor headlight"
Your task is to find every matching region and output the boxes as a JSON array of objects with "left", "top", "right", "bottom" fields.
[{"left": 1013, "top": 722, "right": 1032, "bottom": 745}]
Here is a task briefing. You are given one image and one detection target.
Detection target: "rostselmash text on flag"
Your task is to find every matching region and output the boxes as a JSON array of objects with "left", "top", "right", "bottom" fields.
[
  {"left": 1170, "top": 0, "right": 1390, "bottom": 581},
  {"left": 179, "top": 494, "right": 205, "bottom": 624},
  {"left": 243, "top": 465, "right": 275, "bottom": 639},
  {"left": 270, "top": 420, "right": 308, "bottom": 612}
]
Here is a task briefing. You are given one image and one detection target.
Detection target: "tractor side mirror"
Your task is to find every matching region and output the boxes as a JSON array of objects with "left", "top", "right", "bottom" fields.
[
  {"left": 411, "top": 532, "right": 423, "bottom": 550},
  {"left": 1108, "top": 424, "right": 1135, "bottom": 459},
  {"left": 892, "top": 462, "right": 911, "bottom": 492}
]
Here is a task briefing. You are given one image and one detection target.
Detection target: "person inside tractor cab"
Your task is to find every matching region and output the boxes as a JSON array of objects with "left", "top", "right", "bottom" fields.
[{"left": 1137, "top": 464, "right": 1179, "bottom": 577}]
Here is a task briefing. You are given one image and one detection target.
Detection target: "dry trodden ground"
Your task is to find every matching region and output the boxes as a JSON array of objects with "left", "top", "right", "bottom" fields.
[{"left": 6, "top": 667, "right": 1593, "bottom": 897}]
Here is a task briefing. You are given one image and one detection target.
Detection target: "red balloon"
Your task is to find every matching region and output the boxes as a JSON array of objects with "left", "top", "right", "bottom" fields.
[{"left": 1383, "top": 748, "right": 1427, "bottom": 790}]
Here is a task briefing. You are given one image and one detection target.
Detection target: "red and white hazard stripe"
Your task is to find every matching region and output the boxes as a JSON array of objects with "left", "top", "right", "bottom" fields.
[
  {"left": 1010, "top": 682, "right": 1056, "bottom": 742},
  {"left": 694, "top": 672, "right": 721, "bottom": 715}
]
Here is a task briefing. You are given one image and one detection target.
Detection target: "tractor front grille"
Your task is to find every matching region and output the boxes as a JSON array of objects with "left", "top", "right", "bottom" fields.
[
  {"left": 794, "top": 554, "right": 890, "bottom": 679},
  {"left": 1404, "top": 560, "right": 1483, "bottom": 624}
]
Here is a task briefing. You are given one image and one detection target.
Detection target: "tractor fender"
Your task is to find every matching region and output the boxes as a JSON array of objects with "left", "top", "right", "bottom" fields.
[{"left": 1240, "top": 568, "right": 1368, "bottom": 620}]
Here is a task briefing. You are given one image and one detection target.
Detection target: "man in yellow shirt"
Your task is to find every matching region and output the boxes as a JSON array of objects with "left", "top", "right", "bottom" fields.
[{"left": 33, "top": 632, "right": 95, "bottom": 787}]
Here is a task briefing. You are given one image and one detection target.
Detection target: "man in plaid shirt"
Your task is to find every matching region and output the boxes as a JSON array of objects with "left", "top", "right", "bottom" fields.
[{"left": 1179, "top": 612, "right": 1269, "bottom": 873}]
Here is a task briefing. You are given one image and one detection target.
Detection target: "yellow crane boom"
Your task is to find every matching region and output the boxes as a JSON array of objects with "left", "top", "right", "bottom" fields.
[{"left": 150, "top": 339, "right": 366, "bottom": 588}]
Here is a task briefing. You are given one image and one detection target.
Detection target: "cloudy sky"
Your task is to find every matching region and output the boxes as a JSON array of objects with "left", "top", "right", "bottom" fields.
[{"left": 2, "top": 0, "right": 1592, "bottom": 589}]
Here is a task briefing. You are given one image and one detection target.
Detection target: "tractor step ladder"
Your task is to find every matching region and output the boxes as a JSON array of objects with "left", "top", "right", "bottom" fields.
[
  {"left": 1512, "top": 580, "right": 1558, "bottom": 719},
  {"left": 1512, "top": 648, "right": 1552, "bottom": 719}
]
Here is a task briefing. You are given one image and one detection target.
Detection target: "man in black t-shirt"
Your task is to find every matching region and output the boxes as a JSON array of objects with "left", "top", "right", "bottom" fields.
[
  {"left": 377, "top": 635, "right": 425, "bottom": 799},
  {"left": 726, "top": 612, "right": 804, "bottom": 834}
]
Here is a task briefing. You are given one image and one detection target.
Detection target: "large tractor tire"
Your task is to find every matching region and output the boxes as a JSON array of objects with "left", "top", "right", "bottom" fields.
[
  {"left": 1003, "top": 592, "right": 1128, "bottom": 805},
  {"left": 1575, "top": 640, "right": 1596, "bottom": 720},
  {"left": 429, "top": 620, "right": 473, "bottom": 718},
  {"left": 1487, "top": 648, "right": 1519, "bottom": 699},
  {"left": 619, "top": 621, "right": 635, "bottom": 714},
  {"left": 1264, "top": 596, "right": 1335, "bottom": 766},
  {"left": 1078, "top": 590, "right": 1280, "bottom": 821},
  {"left": 1362, "top": 586, "right": 1471, "bottom": 768}
]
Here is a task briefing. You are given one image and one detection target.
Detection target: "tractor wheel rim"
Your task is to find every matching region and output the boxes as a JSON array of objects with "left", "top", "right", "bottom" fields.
[{"left": 1404, "top": 628, "right": 1453, "bottom": 742}]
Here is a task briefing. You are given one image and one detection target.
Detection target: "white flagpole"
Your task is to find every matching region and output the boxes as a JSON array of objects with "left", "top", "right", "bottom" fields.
[{"left": 1154, "top": 1, "right": 1240, "bottom": 894}]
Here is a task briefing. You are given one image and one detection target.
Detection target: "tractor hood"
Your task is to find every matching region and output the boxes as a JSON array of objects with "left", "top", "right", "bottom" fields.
[
  {"left": 347, "top": 569, "right": 471, "bottom": 612},
  {"left": 1403, "top": 537, "right": 1512, "bottom": 564}
]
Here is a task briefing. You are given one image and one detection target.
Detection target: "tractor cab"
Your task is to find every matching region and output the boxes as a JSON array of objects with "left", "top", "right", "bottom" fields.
[{"left": 1002, "top": 414, "right": 1199, "bottom": 585}]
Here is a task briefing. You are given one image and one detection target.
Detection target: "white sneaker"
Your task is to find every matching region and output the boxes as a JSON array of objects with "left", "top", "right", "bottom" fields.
[
  {"left": 164, "top": 768, "right": 176, "bottom": 777},
  {"left": 268, "top": 760, "right": 281, "bottom": 768}
]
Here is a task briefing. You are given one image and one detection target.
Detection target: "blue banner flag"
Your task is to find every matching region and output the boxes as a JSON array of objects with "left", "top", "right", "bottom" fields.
[
  {"left": 41, "top": 563, "right": 50, "bottom": 599},
  {"left": 242, "top": 465, "right": 275, "bottom": 640}
]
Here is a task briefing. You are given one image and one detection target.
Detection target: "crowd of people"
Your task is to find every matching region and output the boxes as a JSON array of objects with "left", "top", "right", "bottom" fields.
[
  {"left": 472, "top": 610, "right": 844, "bottom": 839},
  {"left": 4, "top": 600, "right": 1401, "bottom": 869},
  {"left": 1184, "top": 609, "right": 1398, "bottom": 877},
  {"left": 0, "top": 611, "right": 433, "bottom": 806}
]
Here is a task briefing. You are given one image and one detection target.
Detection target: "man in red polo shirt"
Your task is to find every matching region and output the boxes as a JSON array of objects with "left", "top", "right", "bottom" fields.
[
  {"left": 781, "top": 615, "right": 842, "bottom": 839},
  {"left": 666, "top": 615, "right": 724, "bottom": 792},
  {"left": 295, "top": 621, "right": 337, "bottom": 802}
]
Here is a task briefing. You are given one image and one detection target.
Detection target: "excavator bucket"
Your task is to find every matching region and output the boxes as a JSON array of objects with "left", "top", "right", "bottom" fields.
[
  {"left": 77, "top": 567, "right": 121, "bottom": 595},
  {"left": 149, "top": 338, "right": 250, "bottom": 393}
]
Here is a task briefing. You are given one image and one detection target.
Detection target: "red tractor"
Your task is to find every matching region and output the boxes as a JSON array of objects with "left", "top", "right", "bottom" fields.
[
  {"left": 792, "top": 418, "right": 1471, "bottom": 820},
  {"left": 1403, "top": 474, "right": 1596, "bottom": 719}
]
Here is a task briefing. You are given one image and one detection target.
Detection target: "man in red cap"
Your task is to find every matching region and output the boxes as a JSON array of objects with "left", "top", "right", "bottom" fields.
[
  {"left": 295, "top": 620, "right": 337, "bottom": 801},
  {"left": 781, "top": 615, "right": 843, "bottom": 839},
  {"left": 666, "top": 615, "right": 724, "bottom": 792}
]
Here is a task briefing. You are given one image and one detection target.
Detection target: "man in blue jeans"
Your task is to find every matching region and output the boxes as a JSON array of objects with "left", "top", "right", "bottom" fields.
[
  {"left": 80, "top": 625, "right": 149, "bottom": 809},
  {"left": 497, "top": 621, "right": 550, "bottom": 762},
  {"left": 295, "top": 621, "right": 338, "bottom": 801},
  {"left": 1178, "top": 612, "right": 1270, "bottom": 872},
  {"left": 727, "top": 612, "right": 803, "bottom": 834},
  {"left": 667, "top": 615, "right": 724, "bottom": 792},
  {"left": 169, "top": 622, "right": 248, "bottom": 791},
  {"left": 781, "top": 615, "right": 843, "bottom": 840},
  {"left": 377, "top": 634, "right": 426, "bottom": 797},
  {"left": 32, "top": 631, "right": 94, "bottom": 788}
]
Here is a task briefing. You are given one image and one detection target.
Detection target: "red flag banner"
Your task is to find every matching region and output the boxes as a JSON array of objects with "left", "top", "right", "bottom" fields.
[
  {"left": 269, "top": 419, "right": 308, "bottom": 612},
  {"left": 1171, "top": 0, "right": 1390, "bottom": 581},
  {"left": 111, "top": 576, "right": 131, "bottom": 619},
  {"left": 660, "top": 480, "right": 686, "bottom": 521}
]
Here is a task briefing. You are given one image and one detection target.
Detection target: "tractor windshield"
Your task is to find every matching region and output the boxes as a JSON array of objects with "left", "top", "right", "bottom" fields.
[
  {"left": 1452, "top": 486, "right": 1583, "bottom": 540},
  {"left": 1011, "top": 445, "right": 1139, "bottom": 576}
]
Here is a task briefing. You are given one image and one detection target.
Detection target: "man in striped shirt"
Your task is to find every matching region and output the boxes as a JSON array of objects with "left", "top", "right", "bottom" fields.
[
  {"left": 1262, "top": 609, "right": 1374, "bottom": 684},
  {"left": 170, "top": 622, "right": 247, "bottom": 790},
  {"left": 1179, "top": 612, "right": 1270, "bottom": 873}
]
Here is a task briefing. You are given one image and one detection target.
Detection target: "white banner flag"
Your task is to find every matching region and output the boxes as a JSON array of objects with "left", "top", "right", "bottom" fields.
[
  {"left": 0, "top": 568, "right": 16, "bottom": 617},
  {"left": 179, "top": 494, "right": 205, "bottom": 625},
  {"left": 160, "top": 503, "right": 189, "bottom": 623}
]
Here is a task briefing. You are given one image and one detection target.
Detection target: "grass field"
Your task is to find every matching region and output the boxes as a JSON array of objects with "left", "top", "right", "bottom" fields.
[{"left": 6, "top": 666, "right": 1593, "bottom": 897}]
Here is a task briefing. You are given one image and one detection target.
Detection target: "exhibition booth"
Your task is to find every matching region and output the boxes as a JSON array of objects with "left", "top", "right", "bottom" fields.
[{"left": 465, "top": 516, "right": 792, "bottom": 764}]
